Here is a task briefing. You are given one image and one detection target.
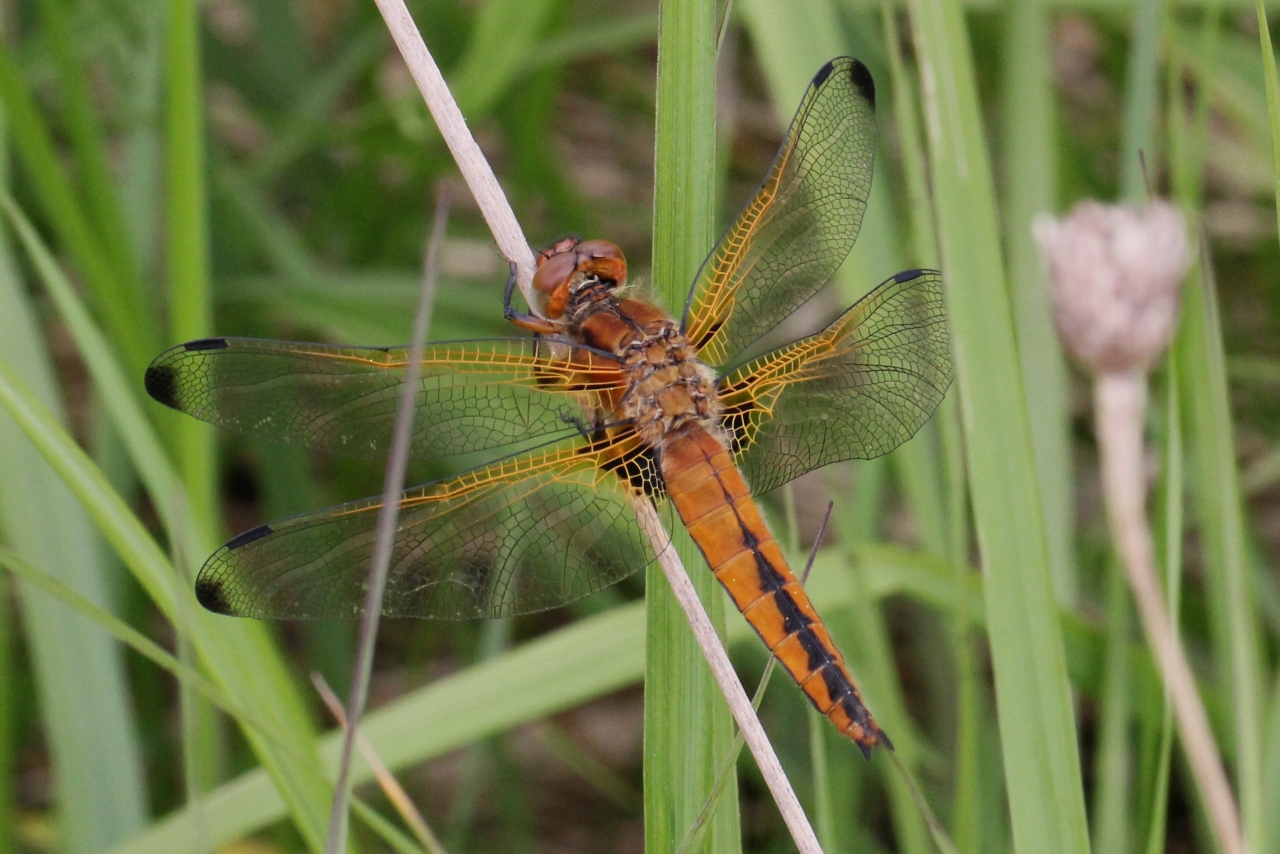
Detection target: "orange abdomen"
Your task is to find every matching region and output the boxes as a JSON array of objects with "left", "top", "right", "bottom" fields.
[{"left": 659, "top": 426, "right": 888, "bottom": 756}]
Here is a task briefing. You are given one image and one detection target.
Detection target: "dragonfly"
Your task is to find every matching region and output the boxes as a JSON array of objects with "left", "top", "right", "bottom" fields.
[{"left": 145, "top": 57, "right": 952, "bottom": 757}]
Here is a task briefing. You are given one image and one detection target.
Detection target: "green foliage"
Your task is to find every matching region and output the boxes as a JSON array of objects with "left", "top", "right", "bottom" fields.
[{"left": 0, "top": 0, "right": 1277, "bottom": 852}]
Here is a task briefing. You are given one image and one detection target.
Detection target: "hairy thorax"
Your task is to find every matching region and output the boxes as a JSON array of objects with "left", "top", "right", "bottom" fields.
[{"left": 566, "top": 289, "right": 722, "bottom": 448}]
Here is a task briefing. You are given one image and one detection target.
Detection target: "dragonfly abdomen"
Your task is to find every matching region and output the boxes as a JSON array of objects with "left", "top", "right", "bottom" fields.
[{"left": 659, "top": 425, "right": 888, "bottom": 756}]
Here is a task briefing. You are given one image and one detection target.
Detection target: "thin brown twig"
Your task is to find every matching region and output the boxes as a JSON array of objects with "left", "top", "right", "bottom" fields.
[
  {"left": 313, "top": 673, "right": 449, "bottom": 854},
  {"left": 324, "top": 188, "right": 452, "bottom": 854}
]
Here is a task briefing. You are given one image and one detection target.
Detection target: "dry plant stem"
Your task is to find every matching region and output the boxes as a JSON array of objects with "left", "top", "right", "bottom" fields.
[
  {"left": 1094, "top": 372, "right": 1247, "bottom": 854},
  {"left": 324, "top": 191, "right": 452, "bottom": 854},
  {"left": 371, "top": 0, "right": 537, "bottom": 301},
  {"left": 631, "top": 498, "right": 823, "bottom": 854},
  {"left": 312, "top": 673, "right": 449, "bottom": 854}
]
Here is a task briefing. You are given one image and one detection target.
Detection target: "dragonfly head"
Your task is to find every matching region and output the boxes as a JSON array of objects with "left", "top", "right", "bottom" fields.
[{"left": 533, "top": 237, "right": 628, "bottom": 318}]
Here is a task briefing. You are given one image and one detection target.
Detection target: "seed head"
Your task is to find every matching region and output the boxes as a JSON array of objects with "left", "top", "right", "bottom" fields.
[{"left": 1034, "top": 201, "right": 1188, "bottom": 375}]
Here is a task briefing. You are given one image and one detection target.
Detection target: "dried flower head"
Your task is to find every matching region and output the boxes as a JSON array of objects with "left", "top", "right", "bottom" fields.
[{"left": 1034, "top": 201, "right": 1188, "bottom": 375}]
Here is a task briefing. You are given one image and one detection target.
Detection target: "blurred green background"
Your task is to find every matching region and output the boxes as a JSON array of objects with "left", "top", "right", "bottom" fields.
[{"left": 1, "top": 0, "right": 1279, "bottom": 852}]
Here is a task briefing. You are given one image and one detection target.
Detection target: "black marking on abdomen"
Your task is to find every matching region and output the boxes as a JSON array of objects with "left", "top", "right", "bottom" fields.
[
  {"left": 820, "top": 664, "right": 852, "bottom": 704},
  {"left": 751, "top": 544, "right": 788, "bottom": 590},
  {"left": 771, "top": 588, "right": 814, "bottom": 638},
  {"left": 797, "top": 628, "right": 836, "bottom": 671}
]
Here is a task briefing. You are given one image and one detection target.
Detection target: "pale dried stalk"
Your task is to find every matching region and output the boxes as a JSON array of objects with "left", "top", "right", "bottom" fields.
[
  {"left": 632, "top": 498, "right": 822, "bottom": 854},
  {"left": 372, "top": 8, "right": 820, "bottom": 851},
  {"left": 1094, "top": 372, "right": 1246, "bottom": 854},
  {"left": 312, "top": 673, "right": 449, "bottom": 854},
  {"left": 371, "top": 0, "right": 537, "bottom": 302}
]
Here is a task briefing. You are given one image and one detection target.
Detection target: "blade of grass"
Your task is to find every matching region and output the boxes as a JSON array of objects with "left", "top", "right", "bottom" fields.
[
  {"left": 0, "top": 195, "right": 340, "bottom": 850},
  {"left": 164, "top": 0, "right": 216, "bottom": 530},
  {"left": 109, "top": 536, "right": 929, "bottom": 853},
  {"left": 449, "top": 0, "right": 560, "bottom": 118},
  {"left": 1000, "top": 0, "right": 1073, "bottom": 606},
  {"left": 1173, "top": 235, "right": 1264, "bottom": 853},
  {"left": 906, "top": 4, "right": 1091, "bottom": 854},
  {"left": 1140, "top": 351, "right": 1184, "bottom": 854},
  {"left": 0, "top": 220, "right": 147, "bottom": 854},
  {"left": 1255, "top": 0, "right": 1280, "bottom": 238},
  {"left": 0, "top": 40, "right": 158, "bottom": 380},
  {"left": 1121, "top": 0, "right": 1165, "bottom": 203},
  {"left": 736, "top": 6, "right": 938, "bottom": 851},
  {"left": 1170, "top": 16, "right": 1264, "bottom": 851},
  {"left": 1091, "top": 561, "right": 1133, "bottom": 854},
  {"left": 33, "top": 0, "right": 141, "bottom": 286},
  {"left": 0, "top": 576, "right": 9, "bottom": 854},
  {"left": 648, "top": 1, "right": 742, "bottom": 852},
  {"left": 0, "top": 544, "right": 431, "bottom": 854}
]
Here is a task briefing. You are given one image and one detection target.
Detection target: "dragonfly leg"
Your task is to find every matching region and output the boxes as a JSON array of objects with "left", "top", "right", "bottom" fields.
[{"left": 504, "top": 261, "right": 559, "bottom": 334}]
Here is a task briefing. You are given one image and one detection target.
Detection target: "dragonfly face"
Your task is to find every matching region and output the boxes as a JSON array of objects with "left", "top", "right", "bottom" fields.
[{"left": 145, "top": 57, "right": 953, "bottom": 754}]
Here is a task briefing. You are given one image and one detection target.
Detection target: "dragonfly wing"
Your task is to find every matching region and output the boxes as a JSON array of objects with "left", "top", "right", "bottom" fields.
[
  {"left": 195, "top": 434, "right": 670, "bottom": 620},
  {"left": 682, "top": 57, "right": 876, "bottom": 368},
  {"left": 718, "top": 269, "right": 951, "bottom": 496},
  {"left": 146, "top": 337, "right": 623, "bottom": 466}
]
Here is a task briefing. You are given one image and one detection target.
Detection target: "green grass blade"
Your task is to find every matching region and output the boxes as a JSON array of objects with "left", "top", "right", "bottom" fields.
[
  {"left": 1000, "top": 0, "right": 1073, "bottom": 606},
  {"left": 0, "top": 352, "right": 342, "bottom": 847},
  {"left": 648, "top": 2, "right": 740, "bottom": 850},
  {"left": 0, "top": 574, "right": 9, "bottom": 854},
  {"left": 1140, "top": 352, "right": 1184, "bottom": 854},
  {"left": 0, "top": 544, "right": 435, "bottom": 854},
  {"left": 0, "top": 220, "right": 147, "bottom": 851},
  {"left": 33, "top": 0, "right": 141, "bottom": 285},
  {"left": 1120, "top": 0, "right": 1165, "bottom": 201},
  {"left": 0, "top": 195, "right": 342, "bottom": 848},
  {"left": 0, "top": 42, "right": 157, "bottom": 380},
  {"left": 164, "top": 0, "right": 217, "bottom": 532},
  {"left": 449, "top": 0, "right": 560, "bottom": 118},
  {"left": 1174, "top": 240, "right": 1264, "bottom": 853},
  {"left": 905, "top": 3, "right": 1091, "bottom": 854},
  {"left": 1170, "top": 20, "right": 1263, "bottom": 849},
  {"left": 1255, "top": 0, "right": 1280, "bottom": 239},
  {"left": 1091, "top": 564, "right": 1132, "bottom": 854}
]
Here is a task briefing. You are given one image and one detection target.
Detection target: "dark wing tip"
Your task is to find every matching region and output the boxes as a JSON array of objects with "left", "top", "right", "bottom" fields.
[
  {"left": 195, "top": 576, "right": 235, "bottom": 615},
  {"left": 849, "top": 59, "right": 876, "bottom": 110},
  {"left": 893, "top": 268, "right": 924, "bottom": 283},
  {"left": 144, "top": 363, "right": 179, "bottom": 408}
]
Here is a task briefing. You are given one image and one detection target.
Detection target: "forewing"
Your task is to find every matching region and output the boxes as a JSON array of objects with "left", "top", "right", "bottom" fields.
[
  {"left": 195, "top": 433, "right": 670, "bottom": 620},
  {"left": 683, "top": 57, "right": 877, "bottom": 368},
  {"left": 145, "top": 337, "right": 623, "bottom": 466},
  {"left": 718, "top": 270, "right": 951, "bottom": 495}
]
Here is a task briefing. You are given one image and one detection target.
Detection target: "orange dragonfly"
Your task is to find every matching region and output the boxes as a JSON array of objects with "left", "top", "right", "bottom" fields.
[{"left": 145, "top": 57, "right": 951, "bottom": 757}]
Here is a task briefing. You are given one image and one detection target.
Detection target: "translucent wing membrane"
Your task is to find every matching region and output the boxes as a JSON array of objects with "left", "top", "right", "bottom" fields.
[
  {"left": 718, "top": 269, "right": 952, "bottom": 496},
  {"left": 683, "top": 57, "right": 877, "bottom": 368},
  {"left": 145, "top": 337, "right": 624, "bottom": 467},
  {"left": 195, "top": 432, "right": 669, "bottom": 620}
]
